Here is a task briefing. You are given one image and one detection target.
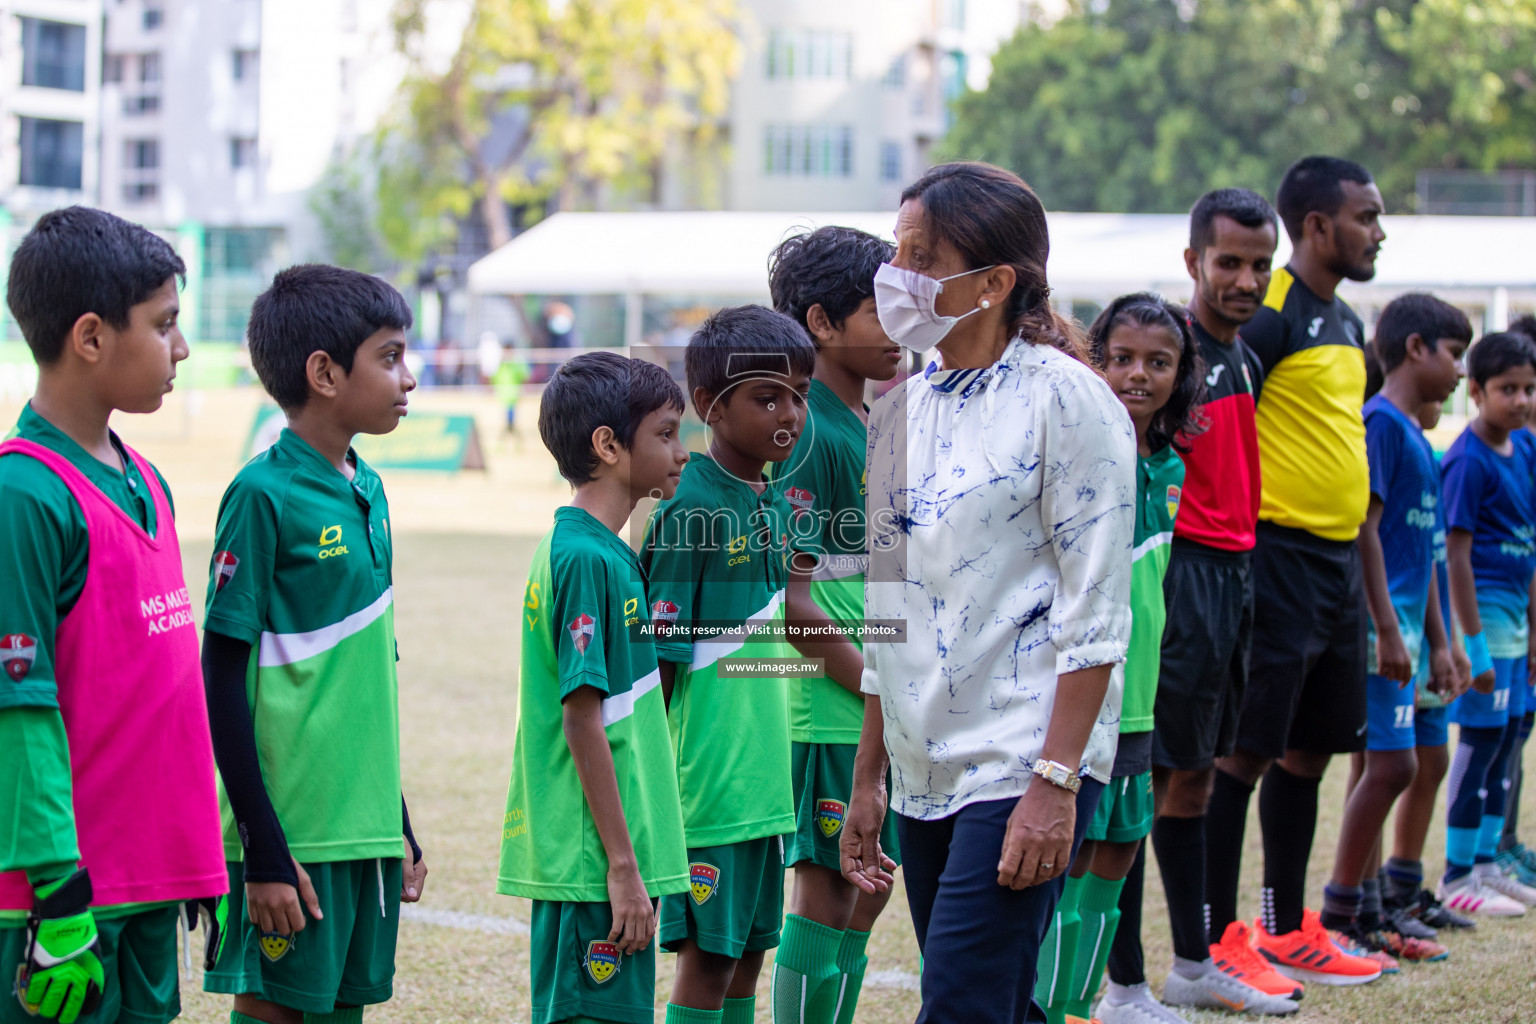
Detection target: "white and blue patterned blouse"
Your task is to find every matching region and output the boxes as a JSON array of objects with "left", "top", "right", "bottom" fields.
[{"left": 862, "top": 336, "right": 1136, "bottom": 820}]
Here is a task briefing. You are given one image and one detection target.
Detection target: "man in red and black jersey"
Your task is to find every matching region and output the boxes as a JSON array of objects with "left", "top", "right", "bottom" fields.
[{"left": 1106, "top": 190, "right": 1298, "bottom": 1023}]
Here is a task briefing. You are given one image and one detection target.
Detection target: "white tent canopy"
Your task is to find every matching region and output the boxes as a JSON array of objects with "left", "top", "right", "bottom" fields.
[{"left": 467, "top": 210, "right": 1536, "bottom": 344}]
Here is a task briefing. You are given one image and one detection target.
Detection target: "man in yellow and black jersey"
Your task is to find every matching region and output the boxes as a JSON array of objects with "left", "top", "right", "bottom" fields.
[{"left": 1204, "top": 156, "right": 1391, "bottom": 979}]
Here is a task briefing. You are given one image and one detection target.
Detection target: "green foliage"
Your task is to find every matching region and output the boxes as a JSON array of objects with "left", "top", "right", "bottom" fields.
[
  {"left": 307, "top": 147, "right": 392, "bottom": 272},
  {"left": 383, "top": 0, "right": 740, "bottom": 257},
  {"left": 942, "top": 0, "right": 1536, "bottom": 213}
]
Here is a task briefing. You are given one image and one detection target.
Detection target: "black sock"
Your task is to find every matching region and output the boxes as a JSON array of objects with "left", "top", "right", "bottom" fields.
[
  {"left": 1258, "top": 763, "right": 1321, "bottom": 936},
  {"left": 1153, "top": 814, "right": 1210, "bottom": 961},
  {"left": 1383, "top": 856, "right": 1423, "bottom": 904},
  {"left": 1107, "top": 843, "right": 1147, "bottom": 986},
  {"left": 1204, "top": 770, "right": 1254, "bottom": 939}
]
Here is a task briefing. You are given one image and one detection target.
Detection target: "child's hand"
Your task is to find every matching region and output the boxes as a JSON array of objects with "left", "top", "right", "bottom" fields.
[
  {"left": 401, "top": 838, "right": 428, "bottom": 903},
  {"left": 605, "top": 864, "right": 655, "bottom": 956},
  {"left": 1376, "top": 628, "right": 1413, "bottom": 687},
  {"left": 1450, "top": 641, "right": 1474, "bottom": 699},
  {"left": 1429, "top": 645, "right": 1458, "bottom": 700},
  {"left": 245, "top": 859, "right": 322, "bottom": 936},
  {"left": 1471, "top": 668, "right": 1497, "bottom": 695}
]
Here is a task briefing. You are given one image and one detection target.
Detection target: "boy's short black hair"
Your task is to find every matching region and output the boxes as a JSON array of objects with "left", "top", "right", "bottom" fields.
[
  {"left": 538, "top": 351, "right": 685, "bottom": 485},
  {"left": 1372, "top": 292, "right": 1473, "bottom": 375},
  {"left": 1467, "top": 331, "right": 1536, "bottom": 388},
  {"left": 1276, "top": 156, "right": 1375, "bottom": 242},
  {"left": 684, "top": 305, "right": 816, "bottom": 411},
  {"left": 767, "top": 226, "right": 894, "bottom": 336},
  {"left": 1508, "top": 313, "right": 1536, "bottom": 343},
  {"left": 5, "top": 206, "right": 186, "bottom": 365},
  {"left": 1188, "top": 188, "right": 1277, "bottom": 252},
  {"left": 247, "top": 264, "right": 413, "bottom": 410}
]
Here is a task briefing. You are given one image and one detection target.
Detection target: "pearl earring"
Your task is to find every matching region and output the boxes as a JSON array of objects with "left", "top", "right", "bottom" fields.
[{"left": 981, "top": 299, "right": 990, "bottom": 308}]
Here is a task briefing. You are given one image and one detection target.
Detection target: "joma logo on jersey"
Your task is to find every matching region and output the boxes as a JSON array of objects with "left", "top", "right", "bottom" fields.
[
  {"left": 259, "top": 931, "right": 293, "bottom": 962},
  {"left": 568, "top": 613, "right": 595, "bottom": 655},
  {"left": 727, "top": 534, "right": 750, "bottom": 567},
  {"left": 584, "top": 940, "right": 621, "bottom": 984},
  {"left": 816, "top": 799, "right": 846, "bottom": 838},
  {"left": 1, "top": 634, "right": 37, "bottom": 683},
  {"left": 318, "top": 525, "right": 348, "bottom": 559},
  {"left": 1166, "top": 484, "right": 1181, "bottom": 520},
  {"left": 689, "top": 862, "right": 720, "bottom": 905}
]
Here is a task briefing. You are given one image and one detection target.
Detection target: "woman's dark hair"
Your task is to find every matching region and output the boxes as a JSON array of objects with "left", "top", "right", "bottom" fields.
[
  {"left": 1086, "top": 292, "right": 1206, "bottom": 455},
  {"left": 538, "top": 351, "right": 685, "bottom": 485},
  {"left": 1467, "top": 331, "right": 1536, "bottom": 388},
  {"left": 899, "top": 162, "right": 1088, "bottom": 362}
]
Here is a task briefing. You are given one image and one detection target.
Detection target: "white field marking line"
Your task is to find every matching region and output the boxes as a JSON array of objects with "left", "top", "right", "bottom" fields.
[
  {"left": 399, "top": 905, "right": 922, "bottom": 990},
  {"left": 399, "top": 904, "right": 530, "bottom": 935}
]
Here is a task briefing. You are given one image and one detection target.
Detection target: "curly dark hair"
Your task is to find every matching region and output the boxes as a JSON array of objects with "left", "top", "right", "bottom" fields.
[{"left": 1087, "top": 292, "right": 1207, "bottom": 455}]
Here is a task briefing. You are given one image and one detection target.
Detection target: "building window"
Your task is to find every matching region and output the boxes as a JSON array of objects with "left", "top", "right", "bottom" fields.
[
  {"left": 125, "top": 139, "right": 160, "bottom": 170},
  {"left": 123, "top": 93, "right": 161, "bottom": 115},
  {"left": 230, "top": 137, "right": 258, "bottom": 170},
  {"left": 940, "top": 49, "right": 967, "bottom": 128},
  {"left": 880, "top": 141, "right": 901, "bottom": 183},
  {"left": 18, "top": 118, "right": 83, "bottom": 189},
  {"left": 763, "top": 124, "right": 854, "bottom": 178},
  {"left": 104, "top": 55, "right": 125, "bottom": 83},
  {"left": 765, "top": 30, "right": 852, "bottom": 81},
  {"left": 123, "top": 182, "right": 159, "bottom": 202},
  {"left": 233, "top": 49, "right": 258, "bottom": 82},
  {"left": 20, "top": 18, "right": 86, "bottom": 92},
  {"left": 882, "top": 54, "right": 907, "bottom": 88},
  {"left": 143, "top": 6, "right": 163, "bottom": 30},
  {"left": 140, "top": 53, "right": 162, "bottom": 84}
]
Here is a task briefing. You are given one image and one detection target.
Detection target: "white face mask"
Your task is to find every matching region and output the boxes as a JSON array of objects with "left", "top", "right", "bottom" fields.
[{"left": 874, "top": 262, "right": 996, "bottom": 352}]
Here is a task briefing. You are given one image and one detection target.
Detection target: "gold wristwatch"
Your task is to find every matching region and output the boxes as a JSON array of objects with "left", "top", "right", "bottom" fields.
[{"left": 1031, "top": 758, "right": 1082, "bottom": 794}]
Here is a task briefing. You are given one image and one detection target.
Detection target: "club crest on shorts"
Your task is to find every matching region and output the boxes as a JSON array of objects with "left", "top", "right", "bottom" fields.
[
  {"left": 584, "top": 939, "right": 621, "bottom": 984},
  {"left": 258, "top": 931, "right": 293, "bottom": 962},
  {"left": 567, "top": 613, "right": 595, "bottom": 655},
  {"left": 1166, "top": 484, "right": 1181, "bottom": 520},
  {"left": 689, "top": 862, "right": 720, "bottom": 905},
  {"left": 1, "top": 634, "right": 37, "bottom": 683},
  {"left": 816, "top": 798, "right": 846, "bottom": 838},
  {"left": 212, "top": 551, "right": 239, "bottom": 592}
]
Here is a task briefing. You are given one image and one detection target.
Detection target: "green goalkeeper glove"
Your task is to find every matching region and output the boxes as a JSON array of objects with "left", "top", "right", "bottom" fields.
[{"left": 14, "top": 869, "right": 103, "bottom": 1024}]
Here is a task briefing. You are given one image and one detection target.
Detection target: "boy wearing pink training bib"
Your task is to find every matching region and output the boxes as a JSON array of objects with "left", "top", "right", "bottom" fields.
[{"left": 0, "top": 207, "right": 227, "bottom": 1024}]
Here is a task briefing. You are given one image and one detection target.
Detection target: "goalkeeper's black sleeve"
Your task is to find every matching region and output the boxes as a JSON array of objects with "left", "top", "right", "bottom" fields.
[{"left": 202, "top": 630, "right": 298, "bottom": 887}]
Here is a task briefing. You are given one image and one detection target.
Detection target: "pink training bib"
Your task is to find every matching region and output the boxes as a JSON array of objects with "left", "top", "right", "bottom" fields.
[{"left": 0, "top": 438, "right": 226, "bottom": 909}]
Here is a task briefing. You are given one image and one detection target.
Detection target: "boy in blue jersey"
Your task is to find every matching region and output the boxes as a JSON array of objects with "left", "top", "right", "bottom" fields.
[
  {"left": 1438, "top": 330, "right": 1536, "bottom": 915},
  {"left": 1320, "top": 294, "right": 1468, "bottom": 962}
]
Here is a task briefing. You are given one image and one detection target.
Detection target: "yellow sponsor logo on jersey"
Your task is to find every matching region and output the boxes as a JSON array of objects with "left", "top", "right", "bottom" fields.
[
  {"left": 624, "top": 596, "right": 640, "bottom": 626},
  {"left": 728, "top": 534, "right": 750, "bottom": 567},
  {"left": 525, "top": 581, "right": 540, "bottom": 629},
  {"left": 318, "top": 524, "right": 349, "bottom": 559}
]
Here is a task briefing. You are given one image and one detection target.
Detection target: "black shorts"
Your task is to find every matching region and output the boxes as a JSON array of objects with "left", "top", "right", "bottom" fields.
[
  {"left": 1153, "top": 539, "right": 1253, "bottom": 771},
  {"left": 1237, "top": 521, "right": 1368, "bottom": 758}
]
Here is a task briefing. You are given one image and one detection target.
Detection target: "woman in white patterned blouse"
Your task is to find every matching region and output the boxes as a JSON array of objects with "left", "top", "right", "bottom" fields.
[{"left": 840, "top": 162, "right": 1137, "bottom": 1024}]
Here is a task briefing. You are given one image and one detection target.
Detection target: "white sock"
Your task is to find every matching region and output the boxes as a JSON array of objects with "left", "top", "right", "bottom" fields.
[{"left": 1172, "top": 955, "right": 1210, "bottom": 981}]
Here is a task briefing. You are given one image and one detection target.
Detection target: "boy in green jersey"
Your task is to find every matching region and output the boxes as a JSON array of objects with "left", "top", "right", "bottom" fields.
[
  {"left": 496, "top": 351, "right": 692, "bottom": 1024},
  {"left": 1, "top": 209, "right": 224, "bottom": 1024},
  {"left": 641, "top": 306, "right": 815, "bottom": 1024},
  {"left": 201, "top": 266, "right": 427, "bottom": 1024},
  {"left": 763, "top": 227, "right": 903, "bottom": 1024},
  {"left": 1037, "top": 295, "right": 1202, "bottom": 1024}
]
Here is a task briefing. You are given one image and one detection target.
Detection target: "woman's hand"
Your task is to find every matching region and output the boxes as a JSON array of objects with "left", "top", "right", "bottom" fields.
[
  {"left": 997, "top": 780, "right": 1076, "bottom": 890},
  {"left": 841, "top": 777, "right": 897, "bottom": 895}
]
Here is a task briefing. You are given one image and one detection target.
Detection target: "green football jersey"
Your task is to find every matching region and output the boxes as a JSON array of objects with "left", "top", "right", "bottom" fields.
[
  {"left": 497, "top": 506, "right": 689, "bottom": 902},
  {"left": 768, "top": 380, "right": 868, "bottom": 743},
  {"left": 641, "top": 456, "right": 796, "bottom": 847},
  {"left": 203, "top": 429, "right": 402, "bottom": 863},
  {"left": 1124, "top": 445, "right": 1185, "bottom": 733}
]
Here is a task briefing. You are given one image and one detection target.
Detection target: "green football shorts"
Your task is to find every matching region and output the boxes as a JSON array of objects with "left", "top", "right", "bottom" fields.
[
  {"left": 1, "top": 905, "right": 181, "bottom": 1024},
  {"left": 787, "top": 742, "right": 902, "bottom": 872},
  {"left": 529, "top": 900, "right": 659, "bottom": 1024},
  {"left": 659, "top": 836, "right": 785, "bottom": 958},
  {"left": 1085, "top": 770, "right": 1155, "bottom": 844},
  {"left": 203, "top": 859, "right": 400, "bottom": 1014}
]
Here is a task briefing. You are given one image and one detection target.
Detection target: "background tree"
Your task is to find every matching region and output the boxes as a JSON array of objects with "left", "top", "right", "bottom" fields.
[
  {"left": 942, "top": 0, "right": 1536, "bottom": 212},
  {"left": 382, "top": 0, "right": 740, "bottom": 260}
]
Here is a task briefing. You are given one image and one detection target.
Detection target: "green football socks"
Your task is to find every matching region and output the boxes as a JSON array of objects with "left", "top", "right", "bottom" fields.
[
  {"left": 723, "top": 996, "right": 756, "bottom": 1024},
  {"left": 832, "top": 928, "right": 871, "bottom": 1024},
  {"left": 1034, "top": 872, "right": 1085, "bottom": 1024},
  {"left": 772, "top": 914, "right": 843, "bottom": 1024},
  {"left": 666, "top": 1004, "right": 724, "bottom": 1024},
  {"left": 302, "top": 1008, "right": 363, "bottom": 1024},
  {"left": 1065, "top": 872, "right": 1126, "bottom": 1020}
]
